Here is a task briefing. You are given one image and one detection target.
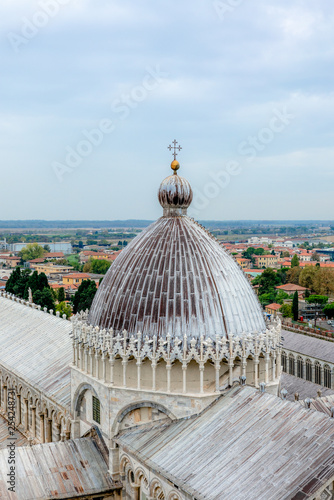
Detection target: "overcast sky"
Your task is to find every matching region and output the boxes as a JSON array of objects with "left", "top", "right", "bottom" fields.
[{"left": 1, "top": 0, "right": 334, "bottom": 221}]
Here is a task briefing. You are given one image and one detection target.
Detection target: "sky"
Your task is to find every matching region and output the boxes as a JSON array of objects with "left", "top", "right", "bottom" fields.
[{"left": 1, "top": 0, "right": 334, "bottom": 221}]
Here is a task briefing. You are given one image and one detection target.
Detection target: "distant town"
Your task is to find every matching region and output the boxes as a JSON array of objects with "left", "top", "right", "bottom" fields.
[{"left": 1, "top": 220, "right": 334, "bottom": 330}]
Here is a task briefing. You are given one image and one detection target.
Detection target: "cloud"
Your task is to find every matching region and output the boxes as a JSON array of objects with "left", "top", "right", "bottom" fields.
[{"left": 0, "top": 0, "right": 333, "bottom": 219}]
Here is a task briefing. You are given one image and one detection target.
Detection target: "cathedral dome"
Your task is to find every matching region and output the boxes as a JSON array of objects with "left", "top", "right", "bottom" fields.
[
  {"left": 158, "top": 160, "right": 193, "bottom": 214},
  {"left": 88, "top": 152, "right": 265, "bottom": 340}
]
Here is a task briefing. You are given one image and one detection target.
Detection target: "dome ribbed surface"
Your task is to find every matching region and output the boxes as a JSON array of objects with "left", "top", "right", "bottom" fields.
[
  {"left": 88, "top": 216, "right": 265, "bottom": 339},
  {"left": 158, "top": 174, "right": 193, "bottom": 209}
]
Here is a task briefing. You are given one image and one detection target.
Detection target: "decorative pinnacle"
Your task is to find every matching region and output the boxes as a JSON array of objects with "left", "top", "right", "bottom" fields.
[{"left": 168, "top": 140, "right": 182, "bottom": 160}]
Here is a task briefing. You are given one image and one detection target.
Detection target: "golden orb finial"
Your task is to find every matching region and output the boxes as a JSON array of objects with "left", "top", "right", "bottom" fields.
[{"left": 171, "top": 160, "right": 180, "bottom": 173}]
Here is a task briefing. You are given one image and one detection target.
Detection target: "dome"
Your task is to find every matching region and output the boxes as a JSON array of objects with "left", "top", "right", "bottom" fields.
[
  {"left": 88, "top": 157, "right": 266, "bottom": 340},
  {"left": 158, "top": 170, "right": 193, "bottom": 215}
]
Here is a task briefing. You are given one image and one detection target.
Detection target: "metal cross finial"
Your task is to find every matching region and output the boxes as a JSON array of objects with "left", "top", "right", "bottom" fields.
[{"left": 168, "top": 140, "right": 182, "bottom": 160}]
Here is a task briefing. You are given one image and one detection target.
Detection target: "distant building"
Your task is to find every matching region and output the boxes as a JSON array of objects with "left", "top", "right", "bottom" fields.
[
  {"left": 62, "top": 273, "right": 91, "bottom": 286},
  {"left": 236, "top": 257, "right": 251, "bottom": 269},
  {"left": 31, "top": 263, "right": 73, "bottom": 276},
  {"left": 254, "top": 254, "right": 278, "bottom": 268},
  {"left": 248, "top": 237, "right": 272, "bottom": 245},
  {"left": 265, "top": 303, "right": 281, "bottom": 317},
  {"left": 275, "top": 283, "right": 308, "bottom": 297}
]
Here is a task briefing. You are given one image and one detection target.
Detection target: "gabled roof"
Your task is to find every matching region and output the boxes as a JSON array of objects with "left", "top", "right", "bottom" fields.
[
  {"left": 116, "top": 385, "right": 334, "bottom": 500},
  {"left": 276, "top": 283, "right": 307, "bottom": 291},
  {"left": 266, "top": 303, "right": 281, "bottom": 310},
  {"left": 282, "top": 329, "right": 334, "bottom": 364},
  {"left": 0, "top": 294, "right": 72, "bottom": 408},
  {"left": 0, "top": 436, "right": 119, "bottom": 499}
]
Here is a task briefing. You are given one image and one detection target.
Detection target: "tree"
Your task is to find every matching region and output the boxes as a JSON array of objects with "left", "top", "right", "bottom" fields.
[
  {"left": 43, "top": 244, "right": 51, "bottom": 252},
  {"left": 323, "top": 303, "right": 334, "bottom": 319},
  {"left": 313, "top": 268, "right": 334, "bottom": 295},
  {"left": 19, "top": 243, "right": 45, "bottom": 261},
  {"left": 72, "top": 280, "right": 97, "bottom": 313},
  {"left": 33, "top": 288, "right": 55, "bottom": 312},
  {"left": 299, "top": 266, "right": 317, "bottom": 291},
  {"left": 58, "top": 287, "right": 66, "bottom": 302},
  {"left": 286, "top": 266, "right": 301, "bottom": 284},
  {"left": 253, "top": 248, "right": 265, "bottom": 255},
  {"left": 281, "top": 251, "right": 290, "bottom": 258},
  {"left": 280, "top": 303, "right": 293, "bottom": 318},
  {"left": 259, "top": 292, "right": 276, "bottom": 307},
  {"left": 306, "top": 295, "right": 328, "bottom": 305},
  {"left": 291, "top": 255, "right": 300, "bottom": 268},
  {"left": 56, "top": 301, "right": 72, "bottom": 319},
  {"left": 91, "top": 259, "right": 111, "bottom": 275},
  {"left": 242, "top": 247, "right": 255, "bottom": 261},
  {"left": 252, "top": 268, "right": 281, "bottom": 295},
  {"left": 292, "top": 291, "right": 299, "bottom": 321},
  {"left": 276, "top": 290, "right": 289, "bottom": 304},
  {"left": 311, "top": 252, "right": 320, "bottom": 262},
  {"left": 276, "top": 267, "right": 288, "bottom": 285},
  {"left": 5, "top": 267, "right": 31, "bottom": 298},
  {"left": 78, "top": 241, "right": 84, "bottom": 248}
]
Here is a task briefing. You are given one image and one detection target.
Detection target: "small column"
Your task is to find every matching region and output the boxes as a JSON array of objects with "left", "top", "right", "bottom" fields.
[
  {"left": 46, "top": 418, "right": 52, "bottom": 443},
  {"left": 228, "top": 359, "right": 234, "bottom": 387},
  {"left": 122, "top": 359, "right": 128, "bottom": 388},
  {"left": 16, "top": 394, "right": 22, "bottom": 426},
  {"left": 265, "top": 354, "right": 270, "bottom": 384},
  {"left": 166, "top": 362, "right": 171, "bottom": 393},
  {"left": 132, "top": 486, "right": 140, "bottom": 500},
  {"left": 294, "top": 358, "right": 297, "bottom": 377},
  {"left": 311, "top": 363, "right": 315, "bottom": 383},
  {"left": 72, "top": 341, "right": 76, "bottom": 365},
  {"left": 95, "top": 353, "right": 99, "bottom": 379},
  {"left": 102, "top": 355, "right": 106, "bottom": 383},
  {"left": 242, "top": 357, "right": 247, "bottom": 378},
  {"left": 276, "top": 351, "right": 281, "bottom": 379},
  {"left": 3, "top": 386, "right": 7, "bottom": 412},
  {"left": 182, "top": 363, "right": 187, "bottom": 393},
  {"left": 89, "top": 350, "right": 93, "bottom": 375},
  {"left": 254, "top": 357, "right": 259, "bottom": 388},
  {"left": 54, "top": 423, "right": 61, "bottom": 442},
  {"left": 136, "top": 359, "right": 141, "bottom": 390},
  {"left": 109, "top": 358, "right": 115, "bottom": 386},
  {"left": 80, "top": 346, "right": 84, "bottom": 371},
  {"left": 65, "top": 430, "right": 71, "bottom": 440},
  {"left": 199, "top": 363, "right": 204, "bottom": 394},
  {"left": 24, "top": 399, "right": 29, "bottom": 431},
  {"left": 30, "top": 406, "right": 36, "bottom": 438},
  {"left": 151, "top": 360, "right": 156, "bottom": 391},
  {"left": 39, "top": 414, "right": 45, "bottom": 443},
  {"left": 272, "top": 352, "right": 276, "bottom": 381},
  {"left": 320, "top": 366, "right": 324, "bottom": 386},
  {"left": 215, "top": 362, "right": 220, "bottom": 392},
  {"left": 84, "top": 349, "right": 89, "bottom": 373}
]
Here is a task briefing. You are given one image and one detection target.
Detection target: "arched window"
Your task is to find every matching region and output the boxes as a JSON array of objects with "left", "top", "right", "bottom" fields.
[
  {"left": 282, "top": 352, "right": 287, "bottom": 372},
  {"left": 324, "top": 365, "right": 331, "bottom": 389},
  {"left": 289, "top": 354, "right": 295, "bottom": 375},
  {"left": 297, "top": 357, "right": 303, "bottom": 379},
  {"left": 315, "top": 362, "right": 321, "bottom": 385},
  {"left": 306, "top": 359, "right": 312, "bottom": 382},
  {"left": 92, "top": 396, "right": 100, "bottom": 424}
]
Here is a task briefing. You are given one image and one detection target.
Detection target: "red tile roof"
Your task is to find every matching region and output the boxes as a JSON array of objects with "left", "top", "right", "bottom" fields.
[
  {"left": 266, "top": 303, "right": 281, "bottom": 310},
  {"left": 276, "top": 283, "right": 307, "bottom": 291}
]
